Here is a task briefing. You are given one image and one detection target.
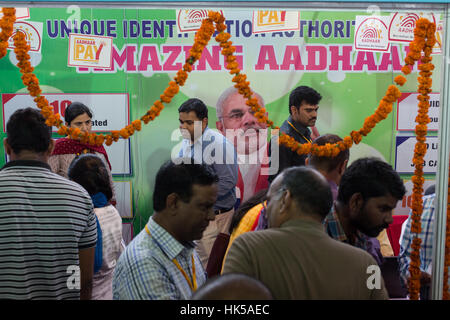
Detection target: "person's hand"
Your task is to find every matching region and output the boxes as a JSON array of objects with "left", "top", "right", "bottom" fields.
[{"left": 310, "top": 126, "right": 320, "bottom": 140}]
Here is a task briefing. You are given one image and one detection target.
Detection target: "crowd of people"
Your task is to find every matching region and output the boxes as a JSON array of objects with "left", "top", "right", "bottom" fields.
[{"left": 0, "top": 84, "right": 440, "bottom": 300}]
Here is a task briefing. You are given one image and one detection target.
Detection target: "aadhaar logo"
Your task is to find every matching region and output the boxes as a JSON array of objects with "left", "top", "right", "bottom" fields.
[
  {"left": 186, "top": 9, "right": 209, "bottom": 24},
  {"left": 361, "top": 25, "right": 382, "bottom": 43},
  {"left": 396, "top": 13, "right": 420, "bottom": 33}
]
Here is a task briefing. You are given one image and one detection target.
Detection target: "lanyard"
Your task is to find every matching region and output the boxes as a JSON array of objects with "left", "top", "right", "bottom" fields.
[
  {"left": 145, "top": 224, "right": 197, "bottom": 291},
  {"left": 287, "top": 121, "right": 312, "bottom": 144}
]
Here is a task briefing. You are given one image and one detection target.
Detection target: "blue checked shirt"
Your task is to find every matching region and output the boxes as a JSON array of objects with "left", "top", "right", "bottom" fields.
[
  {"left": 112, "top": 217, "right": 206, "bottom": 300},
  {"left": 398, "top": 194, "right": 436, "bottom": 286}
]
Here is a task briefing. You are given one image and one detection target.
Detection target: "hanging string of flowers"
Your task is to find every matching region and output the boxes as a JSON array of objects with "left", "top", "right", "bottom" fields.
[
  {"left": 0, "top": 7, "right": 16, "bottom": 59},
  {"left": 393, "top": 18, "right": 436, "bottom": 300}
]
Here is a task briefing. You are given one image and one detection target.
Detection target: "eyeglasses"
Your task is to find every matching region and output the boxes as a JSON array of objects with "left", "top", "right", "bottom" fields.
[{"left": 221, "top": 109, "right": 255, "bottom": 122}]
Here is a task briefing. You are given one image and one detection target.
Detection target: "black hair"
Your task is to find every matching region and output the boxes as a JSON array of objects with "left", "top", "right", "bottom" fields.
[
  {"left": 6, "top": 107, "right": 51, "bottom": 154},
  {"left": 280, "top": 166, "right": 332, "bottom": 219},
  {"left": 178, "top": 98, "right": 208, "bottom": 120},
  {"left": 68, "top": 154, "right": 113, "bottom": 201},
  {"left": 64, "top": 102, "right": 92, "bottom": 125},
  {"left": 288, "top": 86, "right": 322, "bottom": 114},
  {"left": 153, "top": 161, "right": 219, "bottom": 211},
  {"left": 229, "top": 189, "right": 268, "bottom": 234},
  {"left": 308, "top": 134, "right": 349, "bottom": 172},
  {"left": 337, "top": 157, "right": 406, "bottom": 203}
]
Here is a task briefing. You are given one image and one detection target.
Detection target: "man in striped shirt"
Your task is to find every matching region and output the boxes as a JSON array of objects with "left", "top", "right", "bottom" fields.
[{"left": 0, "top": 108, "right": 97, "bottom": 300}]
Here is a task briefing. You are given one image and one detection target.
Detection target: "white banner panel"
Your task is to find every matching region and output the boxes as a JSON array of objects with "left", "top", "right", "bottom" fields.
[
  {"left": 394, "top": 179, "right": 435, "bottom": 215},
  {"left": 105, "top": 138, "right": 132, "bottom": 176},
  {"left": 0, "top": 8, "right": 30, "bottom": 20},
  {"left": 397, "top": 92, "right": 440, "bottom": 131},
  {"left": 113, "top": 181, "right": 133, "bottom": 218},
  {"left": 395, "top": 136, "right": 438, "bottom": 174},
  {"left": 122, "top": 223, "right": 133, "bottom": 246},
  {"left": 2, "top": 93, "right": 130, "bottom": 132}
]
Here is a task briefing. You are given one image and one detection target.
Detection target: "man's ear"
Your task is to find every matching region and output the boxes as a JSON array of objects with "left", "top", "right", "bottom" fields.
[
  {"left": 202, "top": 117, "right": 208, "bottom": 130},
  {"left": 46, "top": 139, "right": 55, "bottom": 156},
  {"left": 338, "top": 159, "right": 348, "bottom": 176},
  {"left": 278, "top": 189, "right": 292, "bottom": 218},
  {"left": 3, "top": 138, "right": 12, "bottom": 156},
  {"left": 216, "top": 120, "right": 224, "bottom": 133},
  {"left": 166, "top": 193, "right": 179, "bottom": 215},
  {"left": 290, "top": 105, "right": 298, "bottom": 115},
  {"left": 349, "top": 192, "right": 364, "bottom": 214}
]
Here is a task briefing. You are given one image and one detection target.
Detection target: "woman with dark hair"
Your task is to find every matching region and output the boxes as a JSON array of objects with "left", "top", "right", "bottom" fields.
[
  {"left": 48, "top": 102, "right": 115, "bottom": 202},
  {"left": 68, "top": 154, "right": 124, "bottom": 300}
]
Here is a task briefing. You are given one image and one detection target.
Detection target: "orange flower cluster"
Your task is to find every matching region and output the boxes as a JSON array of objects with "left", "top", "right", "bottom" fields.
[
  {"left": 14, "top": 31, "right": 63, "bottom": 130},
  {"left": 0, "top": 8, "right": 15, "bottom": 59},
  {"left": 405, "top": 18, "right": 437, "bottom": 301},
  {"left": 278, "top": 133, "right": 353, "bottom": 157}
]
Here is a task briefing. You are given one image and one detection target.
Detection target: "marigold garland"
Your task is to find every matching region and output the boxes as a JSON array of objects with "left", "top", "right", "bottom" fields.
[
  {"left": 0, "top": 8, "right": 16, "bottom": 59},
  {"left": 1, "top": 13, "right": 450, "bottom": 298},
  {"left": 399, "top": 18, "right": 437, "bottom": 300}
]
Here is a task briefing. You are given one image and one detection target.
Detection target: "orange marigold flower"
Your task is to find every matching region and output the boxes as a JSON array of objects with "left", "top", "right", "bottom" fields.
[{"left": 394, "top": 75, "right": 407, "bottom": 86}]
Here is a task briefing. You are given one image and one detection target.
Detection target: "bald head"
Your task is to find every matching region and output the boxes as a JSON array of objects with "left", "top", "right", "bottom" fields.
[{"left": 191, "top": 273, "right": 273, "bottom": 300}]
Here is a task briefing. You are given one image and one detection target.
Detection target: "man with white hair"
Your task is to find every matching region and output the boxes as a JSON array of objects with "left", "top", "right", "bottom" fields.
[{"left": 216, "top": 87, "right": 269, "bottom": 203}]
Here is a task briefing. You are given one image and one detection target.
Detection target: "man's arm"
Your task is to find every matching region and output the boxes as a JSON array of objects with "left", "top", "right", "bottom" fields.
[
  {"left": 213, "top": 139, "right": 238, "bottom": 203},
  {"left": 222, "top": 235, "right": 253, "bottom": 276},
  {"left": 79, "top": 247, "right": 95, "bottom": 300}
]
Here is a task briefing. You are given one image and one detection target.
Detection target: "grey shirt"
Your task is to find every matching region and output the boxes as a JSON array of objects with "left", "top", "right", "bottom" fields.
[
  {"left": 223, "top": 219, "right": 389, "bottom": 300},
  {"left": 178, "top": 127, "right": 238, "bottom": 211}
]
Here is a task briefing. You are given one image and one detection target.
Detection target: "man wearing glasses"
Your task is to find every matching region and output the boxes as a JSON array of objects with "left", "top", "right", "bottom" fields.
[{"left": 216, "top": 87, "right": 269, "bottom": 204}]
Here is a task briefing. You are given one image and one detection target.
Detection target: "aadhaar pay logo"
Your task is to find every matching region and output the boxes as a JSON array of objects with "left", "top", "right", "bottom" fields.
[
  {"left": 252, "top": 10, "right": 300, "bottom": 34},
  {"left": 68, "top": 33, "right": 113, "bottom": 69},
  {"left": 256, "top": 10, "right": 287, "bottom": 27},
  {"left": 73, "top": 37, "right": 105, "bottom": 63}
]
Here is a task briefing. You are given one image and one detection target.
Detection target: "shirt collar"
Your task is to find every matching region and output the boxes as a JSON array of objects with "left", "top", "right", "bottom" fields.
[
  {"left": 1, "top": 160, "right": 51, "bottom": 171},
  {"left": 186, "top": 126, "right": 209, "bottom": 147},
  {"left": 323, "top": 208, "right": 348, "bottom": 242},
  {"left": 287, "top": 115, "right": 311, "bottom": 136},
  {"left": 324, "top": 206, "right": 371, "bottom": 248},
  {"left": 281, "top": 218, "right": 325, "bottom": 232},
  {"left": 148, "top": 217, "right": 194, "bottom": 260}
]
